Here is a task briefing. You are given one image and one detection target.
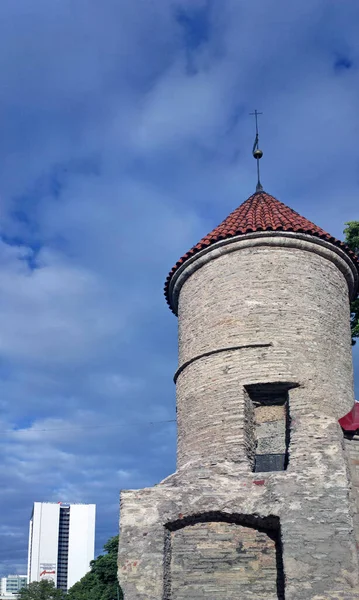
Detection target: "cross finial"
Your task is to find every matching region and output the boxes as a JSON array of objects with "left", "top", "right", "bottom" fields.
[{"left": 250, "top": 109, "right": 263, "bottom": 192}]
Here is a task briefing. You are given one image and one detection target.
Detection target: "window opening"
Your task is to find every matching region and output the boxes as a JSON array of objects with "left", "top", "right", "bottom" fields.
[{"left": 245, "top": 383, "right": 294, "bottom": 473}]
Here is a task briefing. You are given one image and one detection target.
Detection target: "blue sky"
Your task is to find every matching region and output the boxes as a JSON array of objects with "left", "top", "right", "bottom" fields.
[{"left": 0, "top": 0, "right": 359, "bottom": 576}]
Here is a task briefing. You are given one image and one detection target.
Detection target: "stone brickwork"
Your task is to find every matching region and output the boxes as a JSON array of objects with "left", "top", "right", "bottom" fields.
[
  {"left": 313, "top": 595, "right": 359, "bottom": 599},
  {"left": 168, "top": 519, "right": 282, "bottom": 599},
  {"left": 248, "top": 384, "right": 289, "bottom": 471},
  {"left": 175, "top": 237, "right": 355, "bottom": 469},
  {"left": 344, "top": 434, "right": 359, "bottom": 552},
  {"left": 118, "top": 230, "right": 359, "bottom": 599}
]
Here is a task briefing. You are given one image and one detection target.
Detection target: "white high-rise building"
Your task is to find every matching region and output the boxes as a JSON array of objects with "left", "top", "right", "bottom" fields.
[{"left": 27, "top": 502, "right": 96, "bottom": 591}]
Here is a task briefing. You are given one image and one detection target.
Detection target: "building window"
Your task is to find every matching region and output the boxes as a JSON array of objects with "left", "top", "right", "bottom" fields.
[
  {"left": 245, "top": 383, "right": 295, "bottom": 473},
  {"left": 57, "top": 506, "right": 70, "bottom": 591}
]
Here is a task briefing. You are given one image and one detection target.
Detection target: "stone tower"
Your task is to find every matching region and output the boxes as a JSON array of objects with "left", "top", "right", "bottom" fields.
[{"left": 118, "top": 190, "right": 359, "bottom": 600}]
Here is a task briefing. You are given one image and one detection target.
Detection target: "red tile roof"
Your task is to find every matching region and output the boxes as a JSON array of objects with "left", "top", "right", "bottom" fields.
[
  {"left": 165, "top": 190, "right": 359, "bottom": 309},
  {"left": 339, "top": 402, "right": 359, "bottom": 432}
]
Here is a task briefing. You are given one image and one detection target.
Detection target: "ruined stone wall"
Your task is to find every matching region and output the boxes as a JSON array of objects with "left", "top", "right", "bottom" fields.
[
  {"left": 176, "top": 241, "right": 354, "bottom": 469},
  {"left": 119, "top": 458, "right": 359, "bottom": 599}
]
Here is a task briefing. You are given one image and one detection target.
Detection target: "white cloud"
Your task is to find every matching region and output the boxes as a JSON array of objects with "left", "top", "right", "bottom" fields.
[
  {"left": 0, "top": 244, "right": 119, "bottom": 364},
  {"left": 0, "top": 0, "right": 359, "bottom": 577}
]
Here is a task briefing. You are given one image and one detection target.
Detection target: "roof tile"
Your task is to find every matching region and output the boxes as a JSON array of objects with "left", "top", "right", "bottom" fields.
[{"left": 165, "top": 190, "right": 359, "bottom": 310}]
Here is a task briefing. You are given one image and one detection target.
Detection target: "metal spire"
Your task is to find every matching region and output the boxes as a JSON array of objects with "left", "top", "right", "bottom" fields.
[{"left": 250, "top": 109, "right": 263, "bottom": 192}]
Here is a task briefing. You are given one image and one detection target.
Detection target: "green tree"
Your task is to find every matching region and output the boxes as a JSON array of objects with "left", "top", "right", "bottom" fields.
[
  {"left": 344, "top": 221, "right": 359, "bottom": 344},
  {"left": 67, "top": 535, "right": 123, "bottom": 600},
  {"left": 18, "top": 580, "right": 65, "bottom": 600}
]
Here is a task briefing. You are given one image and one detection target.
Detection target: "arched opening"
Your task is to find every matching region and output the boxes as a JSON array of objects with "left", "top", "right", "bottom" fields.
[{"left": 164, "top": 512, "right": 285, "bottom": 600}]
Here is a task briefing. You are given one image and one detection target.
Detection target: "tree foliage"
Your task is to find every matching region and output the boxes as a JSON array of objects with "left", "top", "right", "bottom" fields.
[
  {"left": 344, "top": 221, "right": 359, "bottom": 344},
  {"left": 67, "top": 535, "right": 122, "bottom": 600},
  {"left": 18, "top": 580, "right": 65, "bottom": 600}
]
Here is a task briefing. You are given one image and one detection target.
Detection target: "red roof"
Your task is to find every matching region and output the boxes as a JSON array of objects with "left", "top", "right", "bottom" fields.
[
  {"left": 165, "top": 190, "right": 359, "bottom": 309},
  {"left": 339, "top": 402, "right": 359, "bottom": 432}
]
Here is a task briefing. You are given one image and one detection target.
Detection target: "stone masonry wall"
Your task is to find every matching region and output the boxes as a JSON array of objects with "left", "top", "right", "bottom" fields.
[
  {"left": 254, "top": 399, "right": 287, "bottom": 471},
  {"left": 119, "top": 235, "right": 359, "bottom": 599},
  {"left": 119, "top": 456, "right": 359, "bottom": 599},
  {"left": 176, "top": 243, "right": 354, "bottom": 469},
  {"left": 168, "top": 520, "right": 282, "bottom": 599},
  {"left": 344, "top": 434, "right": 359, "bottom": 554}
]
